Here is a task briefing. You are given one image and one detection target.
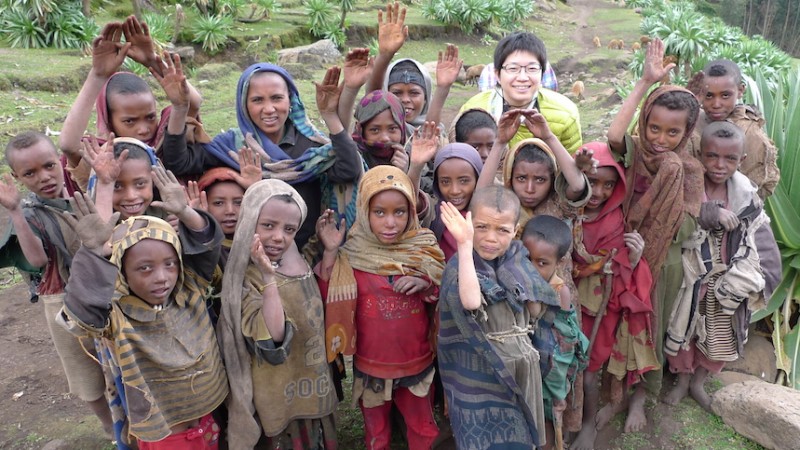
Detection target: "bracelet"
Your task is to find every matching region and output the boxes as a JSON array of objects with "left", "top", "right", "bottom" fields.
[{"left": 264, "top": 280, "right": 277, "bottom": 289}]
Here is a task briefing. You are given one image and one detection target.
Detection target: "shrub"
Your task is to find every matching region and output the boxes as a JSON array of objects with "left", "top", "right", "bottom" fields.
[
  {"left": 0, "top": 1, "right": 97, "bottom": 50},
  {"left": 141, "top": 11, "right": 173, "bottom": 50},
  {"left": 191, "top": 13, "right": 233, "bottom": 55},
  {"left": 304, "top": 0, "right": 336, "bottom": 36},
  {"left": 422, "top": 0, "right": 535, "bottom": 33}
]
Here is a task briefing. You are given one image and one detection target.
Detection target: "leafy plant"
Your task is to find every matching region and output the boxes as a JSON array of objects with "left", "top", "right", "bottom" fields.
[
  {"left": 219, "top": 0, "right": 247, "bottom": 18},
  {"left": 141, "top": 11, "right": 172, "bottom": 50},
  {"left": 304, "top": 0, "right": 336, "bottom": 36},
  {"left": 1, "top": 8, "right": 47, "bottom": 48},
  {"left": 191, "top": 13, "right": 232, "bottom": 55},
  {"left": 0, "top": 1, "right": 97, "bottom": 50},
  {"left": 423, "top": 0, "right": 534, "bottom": 33}
]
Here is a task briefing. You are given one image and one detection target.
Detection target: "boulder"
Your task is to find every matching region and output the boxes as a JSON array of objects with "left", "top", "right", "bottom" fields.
[
  {"left": 712, "top": 380, "right": 800, "bottom": 450},
  {"left": 277, "top": 39, "right": 341, "bottom": 67},
  {"left": 724, "top": 334, "right": 777, "bottom": 382},
  {"left": 281, "top": 63, "right": 312, "bottom": 81},
  {"left": 166, "top": 45, "right": 196, "bottom": 64},
  {"left": 712, "top": 371, "right": 764, "bottom": 387}
]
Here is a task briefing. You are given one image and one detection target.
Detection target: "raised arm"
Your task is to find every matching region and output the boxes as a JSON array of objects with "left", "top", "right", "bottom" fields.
[
  {"left": 408, "top": 121, "right": 439, "bottom": 194},
  {"left": 440, "top": 202, "right": 481, "bottom": 310},
  {"left": 426, "top": 44, "right": 462, "bottom": 126},
  {"left": 315, "top": 209, "right": 346, "bottom": 281},
  {"left": 477, "top": 110, "right": 522, "bottom": 188},
  {"left": 365, "top": 2, "right": 408, "bottom": 92},
  {"left": 150, "top": 51, "right": 190, "bottom": 136},
  {"left": 80, "top": 134, "right": 123, "bottom": 222},
  {"left": 250, "top": 234, "right": 287, "bottom": 342},
  {"left": 338, "top": 48, "right": 374, "bottom": 131},
  {"left": 0, "top": 175, "right": 47, "bottom": 267},
  {"left": 150, "top": 166, "right": 207, "bottom": 231},
  {"left": 523, "top": 111, "right": 587, "bottom": 200}
]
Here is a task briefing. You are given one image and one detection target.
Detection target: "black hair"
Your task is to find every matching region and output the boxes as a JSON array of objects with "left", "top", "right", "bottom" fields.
[
  {"left": 700, "top": 121, "right": 744, "bottom": 154},
  {"left": 522, "top": 214, "right": 571, "bottom": 259},
  {"left": 113, "top": 141, "right": 153, "bottom": 162},
  {"left": 5, "top": 131, "right": 56, "bottom": 168},
  {"left": 106, "top": 72, "right": 152, "bottom": 98},
  {"left": 650, "top": 90, "right": 700, "bottom": 133},
  {"left": 703, "top": 59, "right": 742, "bottom": 84},
  {"left": 455, "top": 110, "right": 497, "bottom": 143},
  {"left": 469, "top": 185, "right": 521, "bottom": 223},
  {"left": 493, "top": 32, "right": 548, "bottom": 75},
  {"left": 513, "top": 144, "right": 555, "bottom": 178}
]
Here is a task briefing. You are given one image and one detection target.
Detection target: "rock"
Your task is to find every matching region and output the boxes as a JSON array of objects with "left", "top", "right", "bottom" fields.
[
  {"left": 42, "top": 440, "right": 70, "bottom": 450},
  {"left": 724, "top": 334, "right": 777, "bottom": 382},
  {"left": 538, "top": 1, "right": 556, "bottom": 12},
  {"left": 712, "top": 380, "right": 800, "bottom": 450},
  {"left": 712, "top": 371, "right": 765, "bottom": 386},
  {"left": 281, "top": 63, "right": 312, "bottom": 81},
  {"left": 277, "top": 39, "right": 341, "bottom": 67},
  {"left": 166, "top": 44, "right": 195, "bottom": 64},
  {"left": 196, "top": 62, "right": 240, "bottom": 81}
]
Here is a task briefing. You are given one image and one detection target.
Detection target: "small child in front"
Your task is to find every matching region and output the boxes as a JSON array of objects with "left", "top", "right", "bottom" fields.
[
  {"left": 59, "top": 172, "right": 227, "bottom": 449},
  {"left": 438, "top": 186, "right": 559, "bottom": 449},
  {"left": 318, "top": 166, "right": 445, "bottom": 450},
  {"left": 664, "top": 121, "right": 770, "bottom": 411}
]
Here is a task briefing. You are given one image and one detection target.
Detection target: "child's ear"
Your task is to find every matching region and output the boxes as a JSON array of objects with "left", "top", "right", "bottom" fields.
[{"left": 738, "top": 82, "right": 746, "bottom": 99}]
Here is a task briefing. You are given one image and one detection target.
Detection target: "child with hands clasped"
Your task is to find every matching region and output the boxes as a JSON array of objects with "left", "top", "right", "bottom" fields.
[{"left": 437, "top": 186, "right": 559, "bottom": 449}]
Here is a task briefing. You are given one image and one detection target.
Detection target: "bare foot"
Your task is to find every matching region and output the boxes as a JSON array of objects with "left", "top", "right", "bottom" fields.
[
  {"left": 595, "top": 401, "right": 626, "bottom": 430},
  {"left": 571, "top": 423, "right": 597, "bottom": 450},
  {"left": 689, "top": 369, "right": 712, "bottom": 413},
  {"left": 663, "top": 373, "right": 691, "bottom": 405},
  {"left": 624, "top": 387, "right": 647, "bottom": 433}
]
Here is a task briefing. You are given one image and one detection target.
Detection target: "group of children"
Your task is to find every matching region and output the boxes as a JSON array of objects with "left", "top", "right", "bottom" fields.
[{"left": 0, "top": 3, "right": 782, "bottom": 449}]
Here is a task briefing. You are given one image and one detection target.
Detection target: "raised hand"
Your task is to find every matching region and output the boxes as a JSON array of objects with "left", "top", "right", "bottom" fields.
[
  {"left": 440, "top": 201, "right": 473, "bottom": 246},
  {"left": 410, "top": 121, "right": 440, "bottom": 167},
  {"left": 0, "top": 174, "right": 22, "bottom": 211},
  {"left": 574, "top": 147, "right": 598, "bottom": 174},
  {"left": 92, "top": 22, "right": 130, "bottom": 78},
  {"left": 62, "top": 192, "right": 120, "bottom": 254},
  {"left": 315, "top": 66, "right": 344, "bottom": 116},
  {"left": 245, "top": 132, "right": 272, "bottom": 162},
  {"left": 81, "top": 134, "right": 125, "bottom": 184},
  {"left": 521, "top": 110, "right": 554, "bottom": 141},
  {"left": 185, "top": 181, "right": 208, "bottom": 211},
  {"left": 122, "top": 15, "right": 158, "bottom": 71},
  {"left": 686, "top": 71, "right": 705, "bottom": 97},
  {"left": 150, "top": 166, "right": 188, "bottom": 216},
  {"left": 436, "top": 44, "right": 463, "bottom": 88},
  {"left": 624, "top": 231, "right": 644, "bottom": 268},
  {"left": 642, "top": 38, "right": 674, "bottom": 86},
  {"left": 390, "top": 144, "right": 410, "bottom": 172},
  {"left": 393, "top": 275, "right": 430, "bottom": 295},
  {"left": 496, "top": 110, "right": 524, "bottom": 145},
  {"left": 316, "top": 209, "right": 346, "bottom": 252},
  {"left": 232, "top": 145, "right": 263, "bottom": 189},
  {"left": 343, "top": 48, "right": 374, "bottom": 89},
  {"left": 150, "top": 51, "right": 189, "bottom": 108},
  {"left": 251, "top": 234, "right": 275, "bottom": 279},
  {"left": 377, "top": 2, "right": 408, "bottom": 55}
]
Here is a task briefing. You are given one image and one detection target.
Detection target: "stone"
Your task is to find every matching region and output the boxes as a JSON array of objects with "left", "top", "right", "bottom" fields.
[
  {"left": 277, "top": 39, "right": 341, "bottom": 67},
  {"left": 712, "top": 380, "right": 800, "bottom": 450},
  {"left": 724, "top": 334, "right": 777, "bottom": 382},
  {"left": 166, "top": 45, "right": 195, "bottom": 64},
  {"left": 712, "top": 371, "right": 765, "bottom": 387},
  {"left": 281, "top": 63, "right": 312, "bottom": 81},
  {"left": 42, "top": 440, "right": 70, "bottom": 450}
]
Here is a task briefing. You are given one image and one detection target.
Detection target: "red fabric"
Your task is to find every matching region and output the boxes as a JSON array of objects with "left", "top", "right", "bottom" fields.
[
  {"left": 666, "top": 343, "right": 726, "bottom": 375},
  {"left": 353, "top": 270, "right": 436, "bottom": 380},
  {"left": 360, "top": 387, "right": 438, "bottom": 450},
  {"left": 581, "top": 308, "right": 621, "bottom": 372},
  {"left": 138, "top": 414, "right": 220, "bottom": 450}
]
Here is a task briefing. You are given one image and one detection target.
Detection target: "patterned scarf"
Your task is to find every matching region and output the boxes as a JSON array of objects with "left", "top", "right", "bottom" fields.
[
  {"left": 324, "top": 166, "right": 445, "bottom": 362},
  {"left": 476, "top": 240, "right": 559, "bottom": 311},
  {"left": 502, "top": 137, "right": 564, "bottom": 229},
  {"left": 352, "top": 90, "right": 409, "bottom": 168},
  {"left": 383, "top": 59, "right": 432, "bottom": 127}
]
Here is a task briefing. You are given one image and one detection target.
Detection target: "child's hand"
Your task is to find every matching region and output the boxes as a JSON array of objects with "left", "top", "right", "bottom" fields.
[
  {"left": 62, "top": 192, "right": 120, "bottom": 255},
  {"left": 122, "top": 15, "right": 158, "bottom": 70},
  {"left": 185, "top": 181, "right": 208, "bottom": 211},
  {"left": 150, "top": 51, "right": 189, "bottom": 108},
  {"left": 624, "top": 231, "right": 644, "bottom": 268},
  {"left": 393, "top": 276, "right": 430, "bottom": 295},
  {"left": 92, "top": 23, "right": 130, "bottom": 78},
  {"left": 436, "top": 44, "right": 463, "bottom": 88},
  {"left": 377, "top": 2, "right": 408, "bottom": 55},
  {"left": 719, "top": 208, "right": 740, "bottom": 231},
  {"left": 642, "top": 38, "right": 674, "bottom": 86},
  {"left": 410, "top": 121, "right": 439, "bottom": 167},
  {"left": 390, "top": 144, "right": 410, "bottom": 172},
  {"left": 251, "top": 234, "right": 275, "bottom": 280},
  {"left": 574, "top": 147, "right": 598, "bottom": 174},
  {"left": 343, "top": 48, "right": 374, "bottom": 89},
  {"left": 440, "top": 201, "right": 473, "bottom": 246},
  {"left": 521, "top": 110, "right": 554, "bottom": 141},
  {"left": 82, "top": 134, "right": 125, "bottom": 184},
  {"left": 233, "top": 145, "right": 263, "bottom": 189},
  {"left": 686, "top": 71, "right": 705, "bottom": 97},
  {"left": 150, "top": 166, "right": 188, "bottom": 216},
  {"left": 315, "top": 66, "right": 344, "bottom": 116},
  {"left": 0, "top": 174, "right": 22, "bottom": 212},
  {"left": 496, "top": 110, "right": 523, "bottom": 145},
  {"left": 316, "top": 209, "right": 346, "bottom": 252}
]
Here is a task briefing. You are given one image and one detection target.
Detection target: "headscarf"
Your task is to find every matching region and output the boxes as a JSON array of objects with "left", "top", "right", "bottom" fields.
[
  {"left": 197, "top": 167, "right": 241, "bottom": 192},
  {"left": 352, "top": 90, "right": 410, "bottom": 168},
  {"left": 217, "top": 179, "right": 308, "bottom": 449},
  {"left": 384, "top": 59, "right": 433, "bottom": 127},
  {"left": 624, "top": 85, "right": 704, "bottom": 280},
  {"left": 502, "top": 137, "right": 563, "bottom": 228},
  {"left": 87, "top": 137, "right": 159, "bottom": 199},
  {"left": 324, "top": 166, "right": 445, "bottom": 362}
]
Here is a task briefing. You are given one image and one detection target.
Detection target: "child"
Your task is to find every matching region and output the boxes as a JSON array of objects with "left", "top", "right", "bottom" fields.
[
  {"left": 522, "top": 215, "right": 589, "bottom": 450},
  {"left": 449, "top": 107, "right": 498, "bottom": 163},
  {"left": 606, "top": 38, "right": 704, "bottom": 423},
  {"left": 688, "top": 59, "right": 779, "bottom": 200},
  {"left": 318, "top": 166, "right": 445, "bottom": 449},
  {"left": 664, "top": 122, "right": 771, "bottom": 411},
  {"left": 437, "top": 186, "right": 559, "bottom": 448},
  {"left": 352, "top": 90, "right": 411, "bottom": 171},
  {"left": 459, "top": 31, "right": 582, "bottom": 153},
  {"left": 0, "top": 132, "right": 112, "bottom": 436},
  {"left": 569, "top": 142, "right": 658, "bottom": 449},
  {"left": 59, "top": 172, "right": 227, "bottom": 449},
  {"left": 217, "top": 179, "right": 338, "bottom": 449}
]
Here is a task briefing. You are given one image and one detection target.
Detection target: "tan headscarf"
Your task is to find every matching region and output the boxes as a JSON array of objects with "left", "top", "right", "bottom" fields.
[
  {"left": 325, "top": 166, "right": 445, "bottom": 362},
  {"left": 217, "top": 179, "right": 308, "bottom": 450}
]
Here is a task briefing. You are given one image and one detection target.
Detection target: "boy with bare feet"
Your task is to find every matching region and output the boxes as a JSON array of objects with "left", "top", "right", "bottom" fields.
[{"left": 663, "top": 122, "right": 769, "bottom": 411}]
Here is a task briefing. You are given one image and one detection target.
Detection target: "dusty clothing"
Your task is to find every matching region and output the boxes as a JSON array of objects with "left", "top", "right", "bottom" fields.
[
  {"left": 60, "top": 214, "right": 227, "bottom": 443},
  {"left": 137, "top": 414, "right": 220, "bottom": 450}
]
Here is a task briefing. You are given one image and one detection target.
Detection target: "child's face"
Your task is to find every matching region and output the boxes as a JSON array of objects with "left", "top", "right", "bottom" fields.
[
  {"left": 206, "top": 181, "right": 244, "bottom": 236},
  {"left": 10, "top": 140, "right": 65, "bottom": 199},
  {"left": 437, "top": 158, "right": 477, "bottom": 211},
  {"left": 464, "top": 127, "right": 496, "bottom": 163},
  {"left": 122, "top": 238, "right": 179, "bottom": 306},
  {"left": 511, "top": 160, "right": 552, "bottom": 209},
  {"left": 702, "top": 75, "right": 744, "bottom": 122},
  {"left": 522, "top": 236, "right": 559, "bottom": 282},
  {"left": 471, "top": 204, "right": 517, "bottom": 261},
  {"left": 113, "top": 158, "right": 154, "bottom": 219},
  {"left": 108, "top": 92, "right": 159, "bottom": 143},
  {"left": 246, "top": 73, "right": 290, "bottom": 142},
  {"left": 255, "top": 198, "right": 302, "bottom": 262},
  {"left": 702, "top": 137, "right": 745, "bottom": 187},
  {"left": 497, "top": 50, "right": 542, "bottom": 107},
  {"left": 363, "top": 109, "right": 403, "bottom": 147},
  {"left": 368, "top": 189, "right": 410, "bottom": 244},
  {"left": 644, "top": 105, "right": 690, "bottom": 153},
  {"left": 586, "top": 166, "right": 620, "bottom": 214},
  {"left": 389, "top": 82, "right": 425, "bottom": 124}
]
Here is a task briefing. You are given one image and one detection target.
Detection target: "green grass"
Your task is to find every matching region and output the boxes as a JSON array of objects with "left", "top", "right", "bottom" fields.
[{"left": 669, "top": 400, "right": 766, "bottom": 450}]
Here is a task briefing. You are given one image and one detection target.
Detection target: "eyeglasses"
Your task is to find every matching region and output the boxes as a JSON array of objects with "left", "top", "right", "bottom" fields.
[{"left": 501, "top": 64, "right": 542, "bottom": 75}]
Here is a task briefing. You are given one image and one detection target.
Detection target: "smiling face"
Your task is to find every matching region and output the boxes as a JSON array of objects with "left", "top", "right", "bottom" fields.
[
  {"left": 464, "top": 127, "right": 497, "bottom": 163},
  {"left": 388, "top": 82, "right": 425, "bottom": 124},
  {"left": 437, "top": 158, "right": 477, "bottom": 211},
  {"left": 107, "top": 92, "right": 159, "bottom": 143},
  {"left": 362, "top": 109, "right": 403, "bottom": 147},
  {"left": 702, "top": 75, "right": 744, "bottom": 122},
  {"left": 113, "top": 158, "right": 154, "bottom": 219},
  {"left": 122, "top": 238, "right": 180, "bottom": 306},
  {"left": 701, "top": 136, "right": 745, "bottom": 187},
  {"left": 522, "top": 236, "right": 559, "bottom": 283},
  {"left": 644, "top": 105, "right": 690, "bottom": 153},
  {"left": 585, "top": 166, "right": 620, "bottom": 215},
  {"left": 497, "top": 50, "right": 542, "bottom": 108},
  {"left": 471, "top": 204, "right": 517, "bottom": 261},
  {"left": 255, "top": 197, "right": 302, "bottom": 262},
  {"left": 510, "top": 160, "right": 552, "bottom": 210},
  {"left": 206, "top": 181, "right": 245, "bottom": 237},
  {"left": 9, "top": 139, "right": 65, "bottom": 199},
  {"left": 246, "top": 72, "right": 290, "bottom": 144},
  {"left": 368, "top": 189, "right": 410, "bottom": 244}
]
